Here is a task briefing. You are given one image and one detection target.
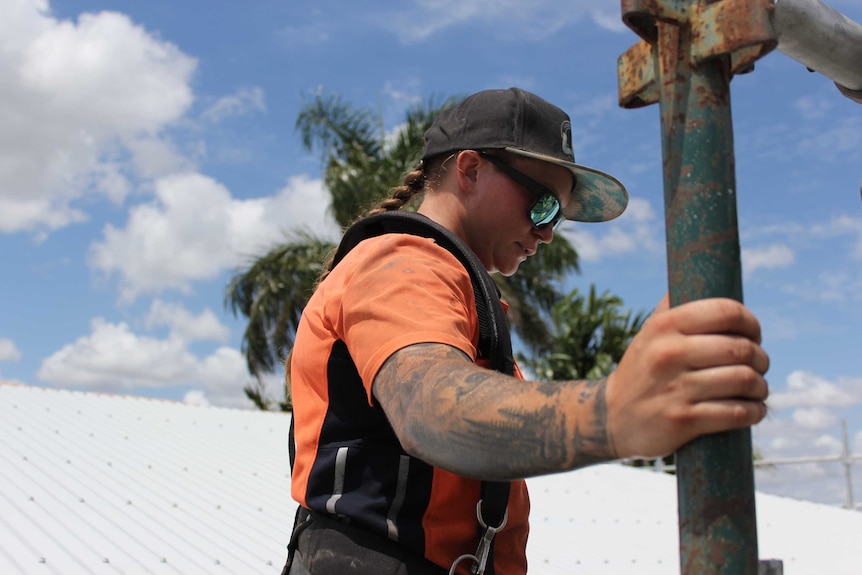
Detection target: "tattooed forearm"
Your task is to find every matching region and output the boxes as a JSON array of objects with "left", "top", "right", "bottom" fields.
[{"left": 373, "top": 343, "right": 618, "bottom": 480}]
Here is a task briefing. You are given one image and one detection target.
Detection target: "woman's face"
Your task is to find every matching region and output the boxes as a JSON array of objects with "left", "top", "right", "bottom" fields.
[{"left": 466, "top": 152, "right": 573, "bottom": 276}]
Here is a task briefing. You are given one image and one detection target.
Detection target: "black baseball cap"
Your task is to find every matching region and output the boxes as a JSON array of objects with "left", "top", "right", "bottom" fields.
[{"left": 423, "top": 87, "right": 628, "bottom": 223}]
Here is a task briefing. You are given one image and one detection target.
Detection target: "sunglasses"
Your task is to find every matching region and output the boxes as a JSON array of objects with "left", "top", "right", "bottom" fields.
[{"left": 478, "top": 151, "right": 566, "bottom": 230}]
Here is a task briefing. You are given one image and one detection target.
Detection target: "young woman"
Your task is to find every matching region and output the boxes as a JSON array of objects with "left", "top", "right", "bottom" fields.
[{"left": 283, "top": 88, "right": 769, "bottom": 574}]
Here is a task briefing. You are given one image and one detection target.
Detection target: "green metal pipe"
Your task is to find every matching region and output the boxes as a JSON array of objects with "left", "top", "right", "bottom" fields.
[{"left": 655, "top": 17, "right": 759, "bottom": 575}]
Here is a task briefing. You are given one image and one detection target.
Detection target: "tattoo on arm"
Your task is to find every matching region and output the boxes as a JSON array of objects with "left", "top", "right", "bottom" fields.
[{"left": 373, "top": 343, "right": 617, "bottom": 480}]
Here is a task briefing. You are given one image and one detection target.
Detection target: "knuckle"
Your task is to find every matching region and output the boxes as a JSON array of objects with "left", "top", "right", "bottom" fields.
[
  {"left": 718, "top": 298, "right": 746, "bottom": 324},
  {"left": 728, "top": 337, "right": 756, "bottom": 364},
  {"left": 645, "top": 309, "right": 675, "bottom": 334},
  {"left": 731, "top": 404, "right": 751, "bottom": 425},
  {"left": 731, "top": 367, "right": 762, "bottom": 395},
  {"left": 665, "top": 404, "right": 696, "bottom": 428},
  {"left": 653, "top": 344, "right": 684, "bottom": 370}
]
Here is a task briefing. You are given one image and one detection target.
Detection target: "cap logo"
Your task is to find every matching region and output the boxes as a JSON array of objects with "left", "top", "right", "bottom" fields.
[{"left": 560, "top": 121, "right": 573, "bottom": 158}]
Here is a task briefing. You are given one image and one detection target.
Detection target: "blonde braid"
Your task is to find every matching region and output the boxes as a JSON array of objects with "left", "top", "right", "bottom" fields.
[
  {"left": 363, "top": 164, "right": 426, "bottom": 216},
  {"left": 316, "top": 162, "right": 428, "bottom": 284}
]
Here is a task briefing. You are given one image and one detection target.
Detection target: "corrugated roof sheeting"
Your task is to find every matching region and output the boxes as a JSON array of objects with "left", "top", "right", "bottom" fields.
[
  {"left": 2, "top": 383, "right": 861, "bottom": 575},
  {"left": 0, "top": 383, "right": 295, "bottom": 574},
  {"left": 526, "top": 465, "right": 862, "bottom": 575}
]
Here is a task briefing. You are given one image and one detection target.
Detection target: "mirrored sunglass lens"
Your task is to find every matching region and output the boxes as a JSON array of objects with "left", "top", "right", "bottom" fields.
[{"left": 531, "top": 194, "right": 561, "bottom": 227}]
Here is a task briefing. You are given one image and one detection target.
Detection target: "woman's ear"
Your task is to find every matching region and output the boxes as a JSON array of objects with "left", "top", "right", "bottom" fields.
[{"left": 455, "top": 150, "right": 482, "bottom": 192}]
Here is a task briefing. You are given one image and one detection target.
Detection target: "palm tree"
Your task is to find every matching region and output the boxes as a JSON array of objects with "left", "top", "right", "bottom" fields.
[
  {"left": 518, "top": 285, "right": 646, "bottom": 381},
  {"left": 225, "top": 90, "right": 584, "bottom": 409},
  {"left": 225, "top": 232, "right": 333, "bottom": 409},
  {"left": 517, "top": 287, "right": 679, "bottom": 471}
]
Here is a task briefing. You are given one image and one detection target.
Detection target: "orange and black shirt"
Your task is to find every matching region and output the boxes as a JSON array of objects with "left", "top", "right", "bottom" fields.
[{"left": 290, "top": 233, "right": 530, "bottom": 575}]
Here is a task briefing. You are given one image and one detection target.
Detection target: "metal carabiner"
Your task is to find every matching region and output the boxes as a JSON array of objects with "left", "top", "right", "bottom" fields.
[{"left": 448, "top": 499, "right": 508, "bottom": 575}]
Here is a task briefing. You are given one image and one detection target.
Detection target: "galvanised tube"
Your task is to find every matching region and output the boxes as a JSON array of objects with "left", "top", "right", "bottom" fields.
[{"left": 773, "top": 0, "right": 862, "bottom": 92}]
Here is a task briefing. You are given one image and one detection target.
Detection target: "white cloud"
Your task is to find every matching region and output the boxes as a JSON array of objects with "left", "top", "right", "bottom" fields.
[
  {"left": 812, "top": 433, "right": 843, "bottom": 452},
  {"left": 741, "top": 215, "right": 862, "bottom": 303},
  {"left": 182, "top": 389, "right": 210, "bottom": 406},
  {"left": 793, "top": 95, "right": 834, "bottom": 121},
  {"left": 831, "top": 215, "right": 862, "bottom": 260},
  {"left": 796, "top": 114, "right": 862, "bottom": 160},
  {"left": 590, "top": 6, "right": 627, "bottom": 32},
  {"left": 568, "top": 197, "right": 662, "bottom": 261},
  {"left": 379, "top": 0, "right": 622, "bottom": 44},
  {"left": 768, "top": 370, "right": 857, "bottom": 410},
  {"left": 37, "top": 318, "right": 200, "bottom": 389},
  {"left": 201, "top": 87, "right": 266, "bottom": 123},
  {"left": 0, "top": 338, "right": 22, "bottom": 362},
  {"left": 88, "top": 172, "right": 338, "bottom": 301},
  {"left": 125, "top": 137, "right": 191, "bottom": 180},
  {"left": 755, "top": 373, "right": 862, "bottom": 464},
  {"left": 808, "top": 215, "right": 862, "bottom": 259},
  {"left": 742, "top": 243, "right": 795, "bottom": 276},
  {"left": 786, "top": 269, "right": 862, "bottom": 304},
  {"left": 36, "top": 316, "right": 267, "bottom": 408},
  {"left": 187, "top": 351, "right": 283, "bottom": 409},
  {"left": 145, "top": 300, "right": 229, "bottom": 343},
  {"left": 791, "top": 407, "right": 837, "bottom": 430},
  {"left": 0, "top": 2, "right": 196, "bottom": 235},
  {"left": 752, "top": 395, "right": 853, "bottom": 506},
  {"left": 753, "top": 417, "right": 854, "bottom": 506}
]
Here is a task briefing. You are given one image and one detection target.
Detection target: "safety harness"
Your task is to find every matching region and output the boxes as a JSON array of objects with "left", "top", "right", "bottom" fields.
[{"left": 285, "top": 211, "right": 514, "bottom": 575}]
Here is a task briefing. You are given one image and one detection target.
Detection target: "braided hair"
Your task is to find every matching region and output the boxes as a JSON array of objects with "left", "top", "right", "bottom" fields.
[
  {"left": 315, "top": 155, "right": 452, "bottom": 284},
  {"left": 288, "top": 154, "right": 451, "bottom": 389}
]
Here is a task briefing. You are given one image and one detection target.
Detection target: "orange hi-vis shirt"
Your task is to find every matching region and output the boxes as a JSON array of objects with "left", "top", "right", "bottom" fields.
[{"left": 290, "top": 233, "right": 530, "bottom": 575}]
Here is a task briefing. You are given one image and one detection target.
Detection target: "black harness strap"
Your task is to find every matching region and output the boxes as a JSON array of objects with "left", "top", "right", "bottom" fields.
[
  {"left": 333, "top": 211, "right": 515, "bottom": 379},
  {"left": 288, "top": 211, "right": 514, "bottom": 574}
]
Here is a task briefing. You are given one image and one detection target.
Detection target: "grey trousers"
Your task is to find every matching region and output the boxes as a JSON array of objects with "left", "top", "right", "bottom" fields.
[{"left": 284, "top": 510, "right": 448, "bottom": 575}]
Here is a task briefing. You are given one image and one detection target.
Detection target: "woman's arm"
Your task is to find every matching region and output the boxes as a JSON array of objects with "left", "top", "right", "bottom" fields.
[
  {"left": 372, "top": 294, "right": 769, "bottom": 481},
  {"left": 374, "top": 342, "right": 613, "bottom": 480}
]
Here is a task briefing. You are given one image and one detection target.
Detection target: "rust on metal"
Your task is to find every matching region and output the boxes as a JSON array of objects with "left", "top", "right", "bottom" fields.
[
  {"left": 690, "top": 0, "right": 777, "bottom": 67},
  {"left": 618, "top": 40, "right": 659, "bottom": 108},
  {"left": 618, "top": 0, "right": 778, "bottom": 108}
]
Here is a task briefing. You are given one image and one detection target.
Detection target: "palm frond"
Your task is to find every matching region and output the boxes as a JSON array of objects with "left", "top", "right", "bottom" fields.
[{"left": 225, "top": 231, "right": 335, "bottom": 379}]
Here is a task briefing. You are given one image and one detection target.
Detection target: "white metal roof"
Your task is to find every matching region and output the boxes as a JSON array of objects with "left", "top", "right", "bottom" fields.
[{"left": 1, "top": 382, "right": 860, "bottom": 575}]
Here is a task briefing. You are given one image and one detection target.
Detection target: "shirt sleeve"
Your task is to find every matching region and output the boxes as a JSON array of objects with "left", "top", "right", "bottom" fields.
[{"left": 335, "top": 234, "right": 480, "bottom": 404}]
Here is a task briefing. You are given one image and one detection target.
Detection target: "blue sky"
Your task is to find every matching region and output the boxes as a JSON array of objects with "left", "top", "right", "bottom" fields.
[{"left": 1, "top": 0, "right": 861, "bottom": 507}]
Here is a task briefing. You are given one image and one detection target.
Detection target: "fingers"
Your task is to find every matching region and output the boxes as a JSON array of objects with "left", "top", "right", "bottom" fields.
[
  {"left": 682, "top": 364, "right": 770, "bottom": 403},
  {"left": 650, "top": 297, "right": 763, "bottom": 343},
  {"left": 685, "top": 398, "right": 768, "bottom": 433},
  {"left": 676, "top": 334, "right": 770, "bottom": 374},
  {"left": 607, "top": 294, "right": 771, "bottom": 459}
]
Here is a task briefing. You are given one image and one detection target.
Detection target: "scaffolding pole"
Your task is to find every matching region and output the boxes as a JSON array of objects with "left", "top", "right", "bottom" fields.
[
  {"left": 617, "top": 1, "right": 862, "bottom": 573},
  {"left": 773, "top": 0, "right": 862, "bottom": 102}
]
